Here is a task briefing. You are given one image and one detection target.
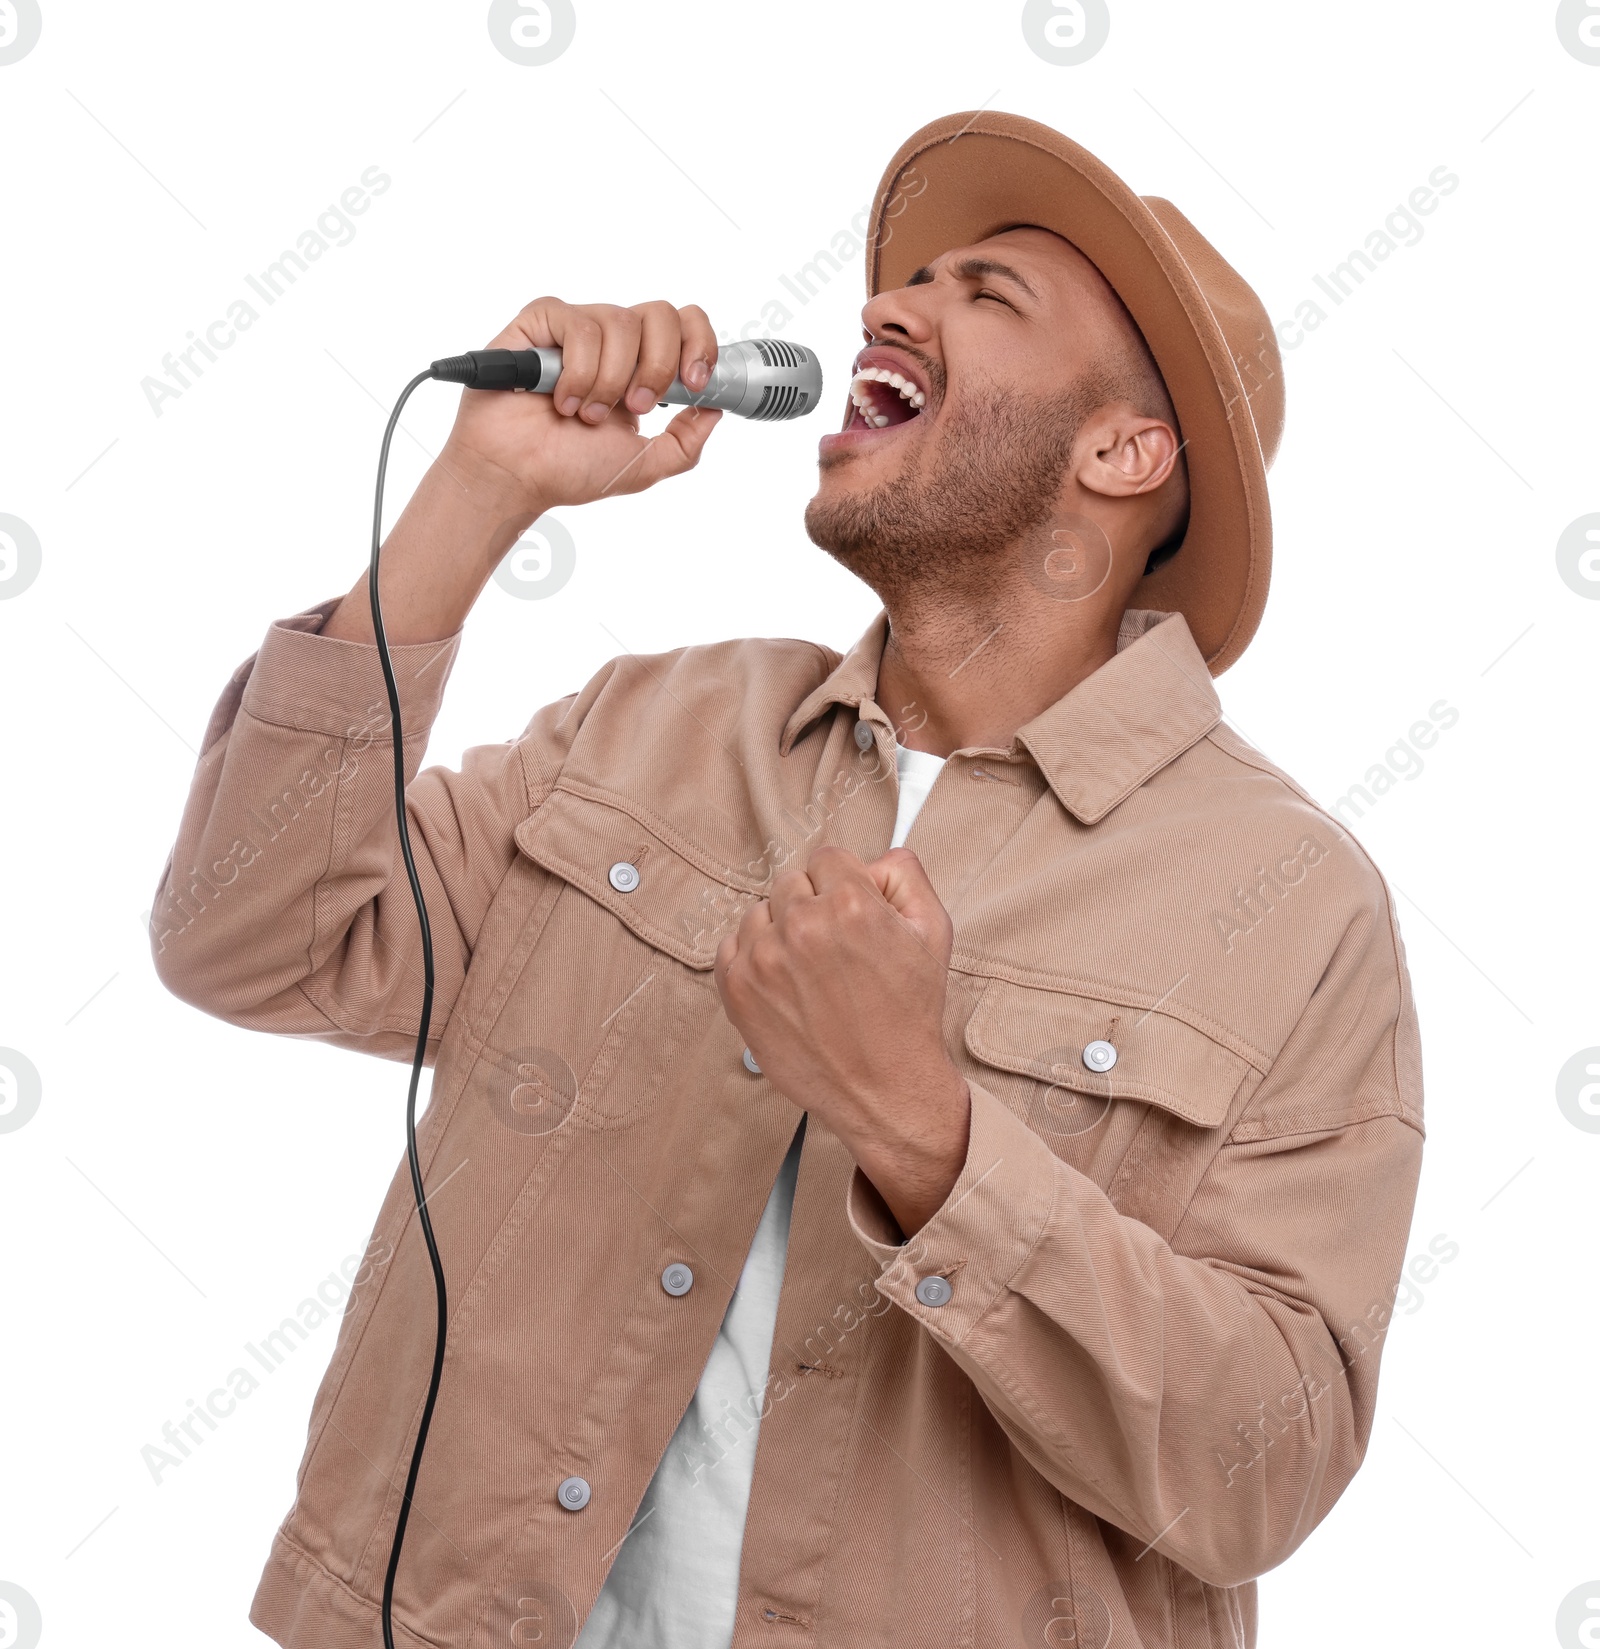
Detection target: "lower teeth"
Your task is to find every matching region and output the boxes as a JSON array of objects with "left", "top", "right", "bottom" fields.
[{"left": 850, "top": 396, "right": 916, "bottom": 429}]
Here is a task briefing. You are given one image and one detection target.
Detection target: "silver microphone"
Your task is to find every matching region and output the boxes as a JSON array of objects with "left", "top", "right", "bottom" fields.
[{"left": 429, "top": 339, "right": 823, "bottom": 421}]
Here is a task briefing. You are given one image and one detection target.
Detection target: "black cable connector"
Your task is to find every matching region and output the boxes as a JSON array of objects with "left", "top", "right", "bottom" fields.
[{"left": 429, "top": 348, "right": 550, "bottom": 390}]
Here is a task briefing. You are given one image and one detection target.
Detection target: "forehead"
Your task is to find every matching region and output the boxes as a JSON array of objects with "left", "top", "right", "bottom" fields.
[{"left": 924, "top": 224, "right": 1106, "bottom": 297}]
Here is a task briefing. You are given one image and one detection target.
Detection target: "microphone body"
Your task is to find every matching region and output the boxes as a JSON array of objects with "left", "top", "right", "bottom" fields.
[{"left": 429, "top": 338, "right": 822, "bottom": 421}]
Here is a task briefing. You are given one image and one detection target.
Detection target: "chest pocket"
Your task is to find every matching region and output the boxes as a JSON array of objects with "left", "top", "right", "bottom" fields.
[
  {"left": 485, "top": 785, "right": 762, "bottom": 1132},
  {"left": 959, "top": 976, "right": 1264, "bottom": 1233}
]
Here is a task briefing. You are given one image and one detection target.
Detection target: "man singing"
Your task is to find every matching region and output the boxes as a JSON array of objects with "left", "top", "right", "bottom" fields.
[{"left": 153, "top": 111, "right": 1425, "bottom": 1648}]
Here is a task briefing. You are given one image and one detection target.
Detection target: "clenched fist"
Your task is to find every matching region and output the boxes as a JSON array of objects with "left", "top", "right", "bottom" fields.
[{"left": 714, "top": 844, "right": 972, "bottom": 1238}]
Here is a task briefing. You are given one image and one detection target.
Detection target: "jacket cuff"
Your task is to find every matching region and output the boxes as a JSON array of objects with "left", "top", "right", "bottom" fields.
[
  {"left": 845, "top": 1079, "right": 1059, "bottom": 1345},
  {"left": 239, "top": 597, "right": 462, "bottom": 738}
]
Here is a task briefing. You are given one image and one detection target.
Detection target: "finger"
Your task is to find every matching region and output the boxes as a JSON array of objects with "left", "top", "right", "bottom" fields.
[
  {"left": 579, "top": 306, "right": 644, "bottom": 425},
  {"left": 714, "top": 931, "right": 739, "bottom": 990},
  {"left": 717, "top": 898, "right": 771, "bottom": 996},
  {"left": 611, "top": 406, "right": 723, "bottom": 494},
  {"left": 677, "top": 304, "right": 718, "bottom": 394},
  {"left": 625, "top": 301, "right": 683, "bottom": 415},
  {"left": 722, "top": 897, "right": 771, "bottom": 969},
  {"left": 803, "top": 844, "right": 878, "bottom": 898},
  {"left": 502, "top": 295, "right": 562, "bottom": 350},
  {"left": 767, "top": 867, "right": 819, "bottom": 921},
  {"left": 866, "top": 846, "right": 936, "bottom": 912},
  {"left": 546, "top": 309, "right": 603, "bottom": 416},
  {"left": 866, "top": 847, "right": 951, "bottom": 945},
  {"left": 502, "top": 297, "right": 588, "bottom": 414}
]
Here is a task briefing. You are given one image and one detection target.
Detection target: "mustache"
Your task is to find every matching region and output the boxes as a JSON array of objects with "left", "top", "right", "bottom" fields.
[{"left": 872, "top": 341, "right": 947, "bottom": 403}]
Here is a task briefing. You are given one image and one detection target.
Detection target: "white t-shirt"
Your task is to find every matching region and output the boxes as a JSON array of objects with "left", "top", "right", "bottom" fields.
[{"left": 577, "top": 740, "right": 947, "bottom": 1649}]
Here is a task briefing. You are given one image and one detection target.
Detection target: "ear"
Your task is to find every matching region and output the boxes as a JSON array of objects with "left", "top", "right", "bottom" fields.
[{"left": 1076, "top": 406, "right": 1182, "bottom": 501}]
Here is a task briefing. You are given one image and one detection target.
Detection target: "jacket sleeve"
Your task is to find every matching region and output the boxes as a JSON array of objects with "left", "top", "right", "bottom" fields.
[
  {"left": 149, "top": 598, "right": 573, "bottom": 1064},
  {"left": 845, "top": 890, "right": 1426, "bottom": 1590}
]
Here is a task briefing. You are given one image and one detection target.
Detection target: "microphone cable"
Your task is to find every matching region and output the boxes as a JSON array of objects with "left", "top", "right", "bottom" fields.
[
  {"left": 360, "top": 341, "right": 816, "bottom": 1645},
  {"left": 368, "top": 368, "right": 448, "bottom": 1649}
]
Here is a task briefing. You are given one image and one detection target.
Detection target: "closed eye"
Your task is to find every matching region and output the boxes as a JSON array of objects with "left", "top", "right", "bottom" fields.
[{"left": 976, "top": 289, "right": 1013, "bottom": 308}]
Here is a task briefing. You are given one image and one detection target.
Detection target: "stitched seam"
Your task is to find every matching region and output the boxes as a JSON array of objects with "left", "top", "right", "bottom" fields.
[
  {"left": 289, "top": 980, "right": 346, "bottom": 1035},
  {"left": 1163, "top": 1553, "right": 1181, "bottom": 1648},
  {"left": 941, "top": 1153, "right": 1060, "bottom": 1351},
  {"left": 953, "top": 1348, "right": 1171, "bottom": 1571},
  {"left": 1201, "top": 726, "right": 1326, "bottom": 811},
  {"left": 271, "top": 1526, "right": 448, "bottom": 1649},
  {"left": 965, "top": 1020, "right": 1248, "bottom": 1127},
  {"left": 509, "top": 844, "right": 719, "bottom": 970},
  {"left": 308, "top": 870, "right": 565, "bottom": 1573},
  {"left": 515, "top": 743, "right": 555, "bottom": 816},
  {"left": 778, "top": 638, "right": 848, "bottom": 749},
  {"left": 1203, "top": 726, "right": 1407, "bottom": 926},
  {"left": 937, "top": 1261, "right": 1133, "bottom": 1526},
  {"left": 950, "top": 960, "right": 1272, "bottom": 1073},
  {"left": 1194, "top": 742, "right": 1422, "bottom": 1135},
  {"left": 240, "top": 679, "right": 446, "bottom": 738},
  {"left": 810, "top": 1321, "right": 872, "bottom": 1637},
  {"left": 1068, "top": 704, "right": 1221, "bottom": 824},
  {"left": 542, "top": 779, "right": 769, "bottom": 894},
  {"left": 297, "top": 723, "right": 362, "bottom": 1034},
  {"left": 311, "top": 721, "right": 352, "bottom": 1002},
  {"left": 1226, "top": 1108, "right": 1423, "bottom": 1146}
]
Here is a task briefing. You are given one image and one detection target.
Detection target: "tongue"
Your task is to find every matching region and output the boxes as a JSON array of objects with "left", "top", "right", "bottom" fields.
[
  {"left": 858, "top": 380, "right": 920, "bottom": 428},
  {"left": 876, "top": 388, "right": 919, "bottom": 426}
]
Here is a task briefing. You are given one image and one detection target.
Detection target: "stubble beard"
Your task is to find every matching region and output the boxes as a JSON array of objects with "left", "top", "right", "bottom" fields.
[{"left": 803, "top": 383, "right": 1103, "bottom": 616}]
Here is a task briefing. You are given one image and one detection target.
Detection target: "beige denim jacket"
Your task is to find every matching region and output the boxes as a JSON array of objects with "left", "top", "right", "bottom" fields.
[{"left": 151, "top": 600, "right": 1424, "bottom": 1649}]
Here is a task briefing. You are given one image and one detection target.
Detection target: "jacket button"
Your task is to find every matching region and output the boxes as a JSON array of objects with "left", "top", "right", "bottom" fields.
[
  {"left": 853, "top": 719, "right": 875, "bottom": 751},
  {"left": 1082, "top": 1039, "right": 1117, "bottom": 1072},
  {"left": 556, "top": 1475, "right": 591, "bottom": 1511},
  {"left": 915, "top": 1275, "right": 953, "bottom": 1307},
  {"left": 742, "top": 1046, "right": 762, "bottom": 1075},
  {"left": 661, "top": 1263, "right": 694, "bottom": 1296},
  {"left": 608, "top": 861, "right": 641, "bottom": 894}
]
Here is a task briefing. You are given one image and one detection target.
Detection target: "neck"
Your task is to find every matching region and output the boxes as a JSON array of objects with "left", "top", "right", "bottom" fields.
[{"left": 873, "top": 584, "right": 1123, "bottom": 757}]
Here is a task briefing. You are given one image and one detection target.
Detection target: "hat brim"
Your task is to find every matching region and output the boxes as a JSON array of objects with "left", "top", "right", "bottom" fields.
[{"left": 865, "top": 111, "right": 1273, "bottom": 675}]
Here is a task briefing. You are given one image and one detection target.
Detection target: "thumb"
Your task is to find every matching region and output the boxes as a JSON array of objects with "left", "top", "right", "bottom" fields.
[
  {"left": 867, "top": 847, "right": 953, "bottom": 958},
  {"left": 618, "top": 404, "right": 722, "bottom": 493}
]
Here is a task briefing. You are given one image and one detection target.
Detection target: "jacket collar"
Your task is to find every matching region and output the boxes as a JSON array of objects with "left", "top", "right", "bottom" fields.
[{"left": 780, "top": 606, "right": 1222, "bottom": 825}]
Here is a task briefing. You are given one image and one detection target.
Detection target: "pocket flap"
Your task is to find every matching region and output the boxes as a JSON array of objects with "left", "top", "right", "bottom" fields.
[
  {"left": 514, "top": 785, "right": 761, "bottom": 971},
  {"left": 963, "top": 978, "right": 1253, "bottom": 1130}
]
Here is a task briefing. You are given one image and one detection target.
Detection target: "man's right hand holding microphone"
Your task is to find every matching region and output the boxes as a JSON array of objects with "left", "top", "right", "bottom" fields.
[{"left": 321, "top": 297, "right": 723, "bottom": 646}]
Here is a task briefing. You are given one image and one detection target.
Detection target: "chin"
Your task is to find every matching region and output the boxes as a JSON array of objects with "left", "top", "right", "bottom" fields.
[{"left": 804, "top": 462, "right": 872, "bottom": 536}]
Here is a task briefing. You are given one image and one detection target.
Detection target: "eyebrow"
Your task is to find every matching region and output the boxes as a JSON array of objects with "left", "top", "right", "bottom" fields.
[{"left": 905, "top": 256, "right": 1042, "bottom": 303}]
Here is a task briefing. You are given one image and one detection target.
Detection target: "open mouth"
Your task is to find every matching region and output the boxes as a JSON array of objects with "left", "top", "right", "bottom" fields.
[
  {"left": 818, "top": 352, "right": 934, "bottom": 459},
  {"left": 845, "top": 366, "right": 927, "bottom": 432}
]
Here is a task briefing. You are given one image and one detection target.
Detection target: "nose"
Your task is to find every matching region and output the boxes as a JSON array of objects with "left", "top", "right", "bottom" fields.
[{"left": 860, "top": 281, "right": 936, "bottom": 347}]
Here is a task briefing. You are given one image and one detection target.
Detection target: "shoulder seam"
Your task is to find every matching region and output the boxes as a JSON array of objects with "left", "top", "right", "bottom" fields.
[{"left": 1202, "top": 727, "right": 1421, "bottom": 1133}]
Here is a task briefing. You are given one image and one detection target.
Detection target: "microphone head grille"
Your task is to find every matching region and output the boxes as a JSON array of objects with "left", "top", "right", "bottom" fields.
[
  {"left": 749, "top": 339, "right": 811, "bottom": 370},
  {"left": 734, "top": 339, "right": 822, "bottom": 418},
  {"left": 750, "top": 383, "right": 812, "bottom": 421}
]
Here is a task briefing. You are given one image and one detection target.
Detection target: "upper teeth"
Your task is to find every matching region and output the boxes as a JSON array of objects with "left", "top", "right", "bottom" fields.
[{"left": 849, "top": 366, "right": 926, "bottom": 426}]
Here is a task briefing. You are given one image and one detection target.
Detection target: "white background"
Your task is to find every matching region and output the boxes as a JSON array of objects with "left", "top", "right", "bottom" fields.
[{"left": 1, "top": 2, "right": 1597, "bottom": 1645}]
